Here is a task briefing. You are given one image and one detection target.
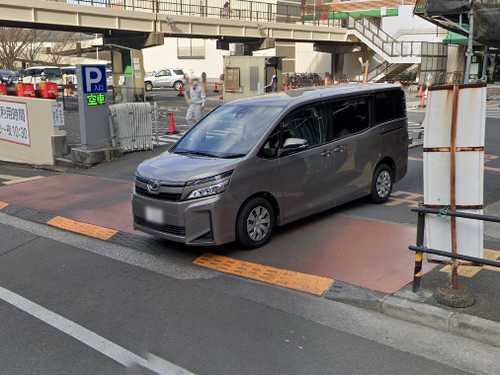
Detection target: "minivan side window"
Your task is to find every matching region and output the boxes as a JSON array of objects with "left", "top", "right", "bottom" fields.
[
  {"left": 258, "top": 129, "right": 281, "bottom": 159},
  {"left": 324, "top": 98, "right": 370, "bottom": 142},
  {"left": 281, "top": 106, "right": 322, "bottom": 153},
  {"left": 374, "top": 90, "right": 405, "bottom": 124}
]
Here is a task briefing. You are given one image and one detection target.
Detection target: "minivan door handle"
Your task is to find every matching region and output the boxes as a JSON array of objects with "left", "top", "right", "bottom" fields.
[
  {"left": 320, "top": 150, "right": 332, "bottom": 157},
  {"left": 332, "top": 145, "right": 345, "bottom": 153}
]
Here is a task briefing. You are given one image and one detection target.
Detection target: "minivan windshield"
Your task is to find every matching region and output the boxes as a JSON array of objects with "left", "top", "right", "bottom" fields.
[{"left": 174, "top": 104, "right": 284, "bottom": 158}]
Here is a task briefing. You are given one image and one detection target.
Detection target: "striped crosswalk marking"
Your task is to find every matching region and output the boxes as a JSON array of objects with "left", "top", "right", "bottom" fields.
[
  {"left": 154, "top": 134, "right": 183, "bottom": 146},
  {"left": 487, "top": 109, "right": 500, "bottom": 119}
]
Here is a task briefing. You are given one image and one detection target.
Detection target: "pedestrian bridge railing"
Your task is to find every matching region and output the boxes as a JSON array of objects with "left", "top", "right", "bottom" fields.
[{"left": 52, "top": 0, "right": 303, "bottom": 24}]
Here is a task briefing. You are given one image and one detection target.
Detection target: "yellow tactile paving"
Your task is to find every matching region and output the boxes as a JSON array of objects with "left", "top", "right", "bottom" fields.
[
  {"left": 0, "top": 201, "right": 8, "bottom": 210},
  {"left": 47, "top": 216, "right": 117, "bottom": 241},
  {"left": 193, "top": 253, "right": 334, "bottom": 296},
  {"left": 2, "top": 176, "right": 45, "bottom": 185},
  {"left": 440, "top": 249, "right": 500, "bottom": 277},
  {"left": 384, "top": 191, "right": 422, "bottom": 207},
  {"left": 440, "top": 265, "right": 482, "bottom": 278}
]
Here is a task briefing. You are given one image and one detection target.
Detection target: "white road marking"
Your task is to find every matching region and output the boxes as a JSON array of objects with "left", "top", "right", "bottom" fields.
[{"left": 0, "top": 285, "right": 195, "bottom": 375}]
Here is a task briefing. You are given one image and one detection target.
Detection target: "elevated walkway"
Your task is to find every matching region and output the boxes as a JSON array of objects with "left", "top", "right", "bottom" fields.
[{"left": 0, "top": 0, "right": 348, "bottom": 44}]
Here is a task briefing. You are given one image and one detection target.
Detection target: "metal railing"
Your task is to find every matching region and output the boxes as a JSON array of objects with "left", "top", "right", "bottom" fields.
[
  {"left": 409, "top": 206, "right": 500, "bottom": 293},
  {"left": 347, "top": 15, "right": 422, "bottom": 58},
  {"left": 52, "top": 0, "right": 303, "bottom": 24},
  {"left": 367, "top": 61, "right": 390, "bottom": 81}
]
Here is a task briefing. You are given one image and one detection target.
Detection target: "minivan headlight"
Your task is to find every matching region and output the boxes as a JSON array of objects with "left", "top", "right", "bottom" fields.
[{"left": 186, "top": 171, "right": 232, "bottom": 200}]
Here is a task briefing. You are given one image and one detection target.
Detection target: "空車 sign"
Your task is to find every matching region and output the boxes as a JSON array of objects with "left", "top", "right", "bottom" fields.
[{"left": 0, "top": 100, "right": 30, "bottom": 146}]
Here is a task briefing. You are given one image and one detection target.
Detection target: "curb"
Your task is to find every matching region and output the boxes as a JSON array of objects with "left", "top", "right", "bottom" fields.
[
  {"left": 380, "top": 294, "right": 500, "bottom": 348},
  {"left": 2, "top": 201, "right": 500, "bottom": 348}
]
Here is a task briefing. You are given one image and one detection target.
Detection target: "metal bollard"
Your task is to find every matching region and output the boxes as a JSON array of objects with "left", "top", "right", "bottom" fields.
[{"left": 412, "top": 210, "right": 426, "bottom": 293}]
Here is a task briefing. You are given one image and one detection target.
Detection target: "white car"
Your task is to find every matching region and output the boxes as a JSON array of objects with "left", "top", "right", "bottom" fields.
[{"left": 144, "top": 68, "right": 185, "bottom": 91}]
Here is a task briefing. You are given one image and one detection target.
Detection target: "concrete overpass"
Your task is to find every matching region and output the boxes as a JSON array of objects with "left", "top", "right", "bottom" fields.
[{"left": 0, "top": 0, "right": 349, "bottom": 46}]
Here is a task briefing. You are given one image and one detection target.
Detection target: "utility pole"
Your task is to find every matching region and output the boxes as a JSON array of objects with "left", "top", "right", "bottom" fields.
[{"left": 464, "top": 0, "right": 474, "bottom": 83}]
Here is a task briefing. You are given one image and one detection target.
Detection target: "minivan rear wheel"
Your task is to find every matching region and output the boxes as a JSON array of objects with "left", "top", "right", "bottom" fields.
[
  {"left": 370, "top": 164, "right": 393, "bottom": 203},
  {"left": 237, "top": 197, "right": 275, "bottom": 249},
  {"left": 145, "top": 82, "right": 153, "bottom": 92}
]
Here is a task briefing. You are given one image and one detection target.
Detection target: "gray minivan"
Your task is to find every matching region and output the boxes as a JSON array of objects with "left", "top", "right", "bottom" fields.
[{"left": 132, "top": 84, "right": 408, "bottom": 248}]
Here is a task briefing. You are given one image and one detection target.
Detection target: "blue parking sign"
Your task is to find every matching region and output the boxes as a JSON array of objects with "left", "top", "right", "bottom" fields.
[{"left": 81, "top": 65, "right": 107, "bottom": 94}]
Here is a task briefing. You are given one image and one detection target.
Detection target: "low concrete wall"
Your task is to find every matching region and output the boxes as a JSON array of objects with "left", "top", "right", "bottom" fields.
[{"left": 0, "top": 96, "right": 61, "bottom": 166}]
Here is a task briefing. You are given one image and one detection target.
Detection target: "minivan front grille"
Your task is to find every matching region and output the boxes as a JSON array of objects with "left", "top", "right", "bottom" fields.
[
  {"left": 135, "top": 185, "right": 182, "bottom": 201},
  {"left": 135, "top": 216, "right": 186, "bottom": 236}
]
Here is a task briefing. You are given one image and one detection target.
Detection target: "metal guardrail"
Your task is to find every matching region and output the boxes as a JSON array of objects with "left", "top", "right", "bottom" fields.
[
  {"left": 409, "top": 206, "right": 500, "bottom": 293},
  {"left": 52, "top": 0, "right": 303, "bottom": 24}
]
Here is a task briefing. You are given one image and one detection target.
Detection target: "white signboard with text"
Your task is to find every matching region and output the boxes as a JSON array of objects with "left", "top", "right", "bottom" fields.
[{"left": 0, "top": 100, "right": 30, "bottom": 146}]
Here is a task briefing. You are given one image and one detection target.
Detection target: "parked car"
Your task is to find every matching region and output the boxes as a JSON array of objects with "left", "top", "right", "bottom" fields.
[
  {"left": 22, "top": 66, "right": 62, "bottom": 86},
  {"left": 0, "top": 69, "right": 17, "bottom": 85},
  {"left": 132, "top": 84, "right": 408, "bottom": 248},
  {"left": 144, "top": 69, "right": 186, "bottom": 91}
]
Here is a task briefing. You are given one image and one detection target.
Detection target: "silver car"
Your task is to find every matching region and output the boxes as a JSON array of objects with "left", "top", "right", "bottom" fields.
[
  {"left": 144, "top": 68, "right": 186, "bottom": 91},
  {"left": 133, "top": 84, "right": 408, "bottom": 248}
]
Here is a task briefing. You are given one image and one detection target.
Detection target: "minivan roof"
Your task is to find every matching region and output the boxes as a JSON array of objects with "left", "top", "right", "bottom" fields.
[{"left": 228, "top": 83, "right": 402, "bottom": 107}]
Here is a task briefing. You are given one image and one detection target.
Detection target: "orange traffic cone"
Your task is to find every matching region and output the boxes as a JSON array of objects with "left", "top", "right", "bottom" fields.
[
  {"left": 177, "top": 85, "right": 184, "bottom": 97},
  {"left": 167, "top": 112, "right": 178, "bottom": 134}
]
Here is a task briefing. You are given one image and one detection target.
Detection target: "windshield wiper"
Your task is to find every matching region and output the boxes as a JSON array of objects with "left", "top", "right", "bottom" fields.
[
  {"left": 175, "top": 150, "right": 219, "bottom": 158},
  {"left": 220, "top": 153, "right": 246, "bottom": 159}
]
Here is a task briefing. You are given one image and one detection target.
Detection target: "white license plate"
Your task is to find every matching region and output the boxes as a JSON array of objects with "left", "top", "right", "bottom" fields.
[{"left": 145, "top": 206, "right": 164, "bottom": 225}]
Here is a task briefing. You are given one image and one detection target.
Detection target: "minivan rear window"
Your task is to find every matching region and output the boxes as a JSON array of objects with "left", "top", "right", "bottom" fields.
[
  {"left": 173, "top": 70, "right": 184, "bottom": 75},
  {"left": 374, "top": 90, "right": 405, "bottom": 124}
]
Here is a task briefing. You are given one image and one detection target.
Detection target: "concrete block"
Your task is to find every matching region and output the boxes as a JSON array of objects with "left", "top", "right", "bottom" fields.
[
  {"left": 51, "top": 135, "right": 68, "bottom": 158},
  {"left": 71, "top": 147, "right": 122, "bottom": 167},
  {"left": 381, "top": 296, "right": 453, "bottom": 332}
]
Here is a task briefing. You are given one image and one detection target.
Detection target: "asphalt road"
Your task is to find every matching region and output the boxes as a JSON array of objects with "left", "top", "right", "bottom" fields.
[{"left": 0, "top": 218, "right": 489, "bottom": 375}]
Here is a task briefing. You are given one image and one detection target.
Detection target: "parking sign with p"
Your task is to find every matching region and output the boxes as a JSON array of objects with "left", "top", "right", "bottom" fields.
[{"left": 82, "top": 65, "right": 107, "bottom": 94}]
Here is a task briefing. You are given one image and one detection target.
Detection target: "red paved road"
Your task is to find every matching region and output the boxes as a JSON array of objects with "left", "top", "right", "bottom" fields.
[{"left": 0, "top": 174, "right": 432, "bottom": 293}]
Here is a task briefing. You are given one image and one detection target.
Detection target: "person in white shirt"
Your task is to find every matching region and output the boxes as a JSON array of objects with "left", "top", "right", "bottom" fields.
[{"left": 185, "top": 77, "right": 207, "bottom": 126}]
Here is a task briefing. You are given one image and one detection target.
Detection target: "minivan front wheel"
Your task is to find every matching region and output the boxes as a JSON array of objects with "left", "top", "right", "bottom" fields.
[
  {"left": 237, "top": 197, "right": 275, "bottom": 249},
  {"left": 371, "top": 164, "right": 393, "bottom": 203}
]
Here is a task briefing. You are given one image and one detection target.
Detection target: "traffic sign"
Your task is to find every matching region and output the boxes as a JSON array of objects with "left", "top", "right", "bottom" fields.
[{"left": 81, "top": 65, "right": 107, "bottom": 94}]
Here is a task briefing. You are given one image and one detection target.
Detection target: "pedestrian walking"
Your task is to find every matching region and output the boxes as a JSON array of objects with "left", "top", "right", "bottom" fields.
[
  {"left": 185, "top": 77, "right": 207, "bottom": 126},
  {"left": 201, "top": 72, "right": 208, "bottom": 94}
]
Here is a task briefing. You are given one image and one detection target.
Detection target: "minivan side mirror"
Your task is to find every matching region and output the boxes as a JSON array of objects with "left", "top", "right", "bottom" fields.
[{"left": 279, "top": 138, "right": 308, "bottom": 156}]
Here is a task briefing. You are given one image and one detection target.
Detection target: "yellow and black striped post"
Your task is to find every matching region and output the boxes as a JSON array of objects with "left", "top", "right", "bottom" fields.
[{"left": 412, "top": 210, "right": 426, "bottom": 293}]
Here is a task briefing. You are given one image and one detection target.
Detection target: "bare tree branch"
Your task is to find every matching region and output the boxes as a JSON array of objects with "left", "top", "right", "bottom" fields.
[{"left": 0, "top": 28, "right": 33, "bottom": 70}]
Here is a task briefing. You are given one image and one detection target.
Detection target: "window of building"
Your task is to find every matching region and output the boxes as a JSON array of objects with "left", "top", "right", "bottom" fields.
[
  {"left": 374, "top": 90, "right": 406, "bottom": 124},
  {"left": 324, "top": 97, "right": 370, "bottom": 141},
  {"left": 177, "top": 38, "right": 206, "bottom": 59}
]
